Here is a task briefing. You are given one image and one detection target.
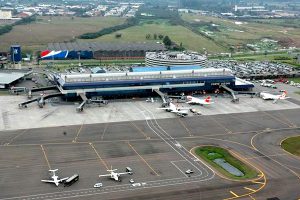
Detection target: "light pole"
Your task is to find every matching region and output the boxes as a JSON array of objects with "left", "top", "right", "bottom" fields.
[{"left": 78, "top": 51, "right": 81, "bottom": 67}]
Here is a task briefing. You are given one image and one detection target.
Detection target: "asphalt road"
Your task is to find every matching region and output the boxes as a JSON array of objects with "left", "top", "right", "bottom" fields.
[{"left": 0, "top": 108, "right": 300, "bottom": 200}]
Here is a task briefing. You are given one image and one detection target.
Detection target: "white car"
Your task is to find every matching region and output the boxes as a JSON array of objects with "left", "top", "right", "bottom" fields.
[
  {"left": 185, "top": 169, "right": 194, "bottom": 174},
  {"left": 94, "top": 183, "right": 103, "bottom": 188},
  {"left": 129, "top": 179, "right": 135, "bottom": 183}
]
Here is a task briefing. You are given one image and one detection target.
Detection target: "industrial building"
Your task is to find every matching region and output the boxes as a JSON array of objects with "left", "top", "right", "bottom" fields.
[
  {"left": 0, "top": 69, "right": 32, "bottom": 89},
  {"left": 145, "top": 52, "right": 207, "bottom": 67},
  {"left": 41, "top": 42, "right": 166, "bottom": 60}
]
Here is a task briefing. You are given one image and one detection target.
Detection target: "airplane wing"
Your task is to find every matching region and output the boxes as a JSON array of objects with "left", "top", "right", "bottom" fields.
[
  {"left": 41, "top": 180, "right": 56, "bottom": 183},
  {"left": 58, "top": 177, "right": 69, "bottom": 182},
  {"left": 157, "top": 107, "right": 170, "bottom": 110},
  {"left": 273, "top": 99, "right": 278, "bottom": 104},
  {"left": 186, "top": 100, "right": 196, "bottom": 104},
  {"left": 99, "top": 174, "right": 112, "bottom": 177},
  {"left": 117, "top": 172, "right": 130, "bottom": 175},
  {"left": 178, "top": 107, "right": 190, "bottom": 110}
]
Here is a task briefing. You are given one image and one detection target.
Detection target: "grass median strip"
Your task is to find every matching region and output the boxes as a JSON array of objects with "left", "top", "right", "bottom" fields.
[
  {"left": 281, "top": 136, "right": 300, "bottom": 157},
  {"left": 194, "top": 146, "right": 258, "bottom": 180}
]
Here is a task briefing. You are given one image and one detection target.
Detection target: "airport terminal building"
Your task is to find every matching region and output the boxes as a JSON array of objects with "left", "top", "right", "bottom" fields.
[{"left": 53, "top": 67, "right": 253, "bottom": 99}]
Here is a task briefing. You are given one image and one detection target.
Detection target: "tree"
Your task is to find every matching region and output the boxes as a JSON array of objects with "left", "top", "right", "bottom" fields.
[
  {"left": 163, "top": 36, "right": 172, "bottom": 46},
  {"left": 115, "top": 33, "right": 122, "bottom": 38},
  {"left": 146, "top": 34, "right": 151, "bottom": 39},
  {"left": 158, "top": 34, "right": 164, "bottom": 40}
]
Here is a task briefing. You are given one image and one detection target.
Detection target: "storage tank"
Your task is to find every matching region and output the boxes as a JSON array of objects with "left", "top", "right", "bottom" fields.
[{"left": 10, "top": 45, "right": 22, "bottom": 62}]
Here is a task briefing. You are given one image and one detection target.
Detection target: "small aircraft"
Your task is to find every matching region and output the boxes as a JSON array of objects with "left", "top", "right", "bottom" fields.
[
  {"left": 158, "top": 102, "right": 189, "bottom": 117},
  {"left": 186, "top": 96, "right": 214, "bottom": 106},
  {"left": 260, "top": 90, "right": 290, "bottom": 103},
  {"left": 99, "top": 168, "right": 132, "bottom": 182},
  {"left": 41, "top": 169, "right": 69, "bottom": 186}
]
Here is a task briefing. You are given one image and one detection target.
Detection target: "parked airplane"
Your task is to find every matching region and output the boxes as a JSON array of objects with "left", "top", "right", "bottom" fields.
[
  {"left": 41, "top": 169, "right": 69, "bottom": 186},
  {"left": 186, "top": 96, "right": 214, "bottom": 105},
  {"left": 260, "top": 91, "right": 290, "bottom": 103},
  {"left": 158, "top": 102, "right": 189, "bottom": 117},
  {"left": 99, "top": 168, "right": 132, "bottom": 182}
]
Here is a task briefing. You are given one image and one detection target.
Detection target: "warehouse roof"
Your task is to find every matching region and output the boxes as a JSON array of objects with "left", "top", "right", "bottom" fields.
[
  {"left": 0, "top": 70, "right": 31, "bottom": 85},
  {"left": 47, "top": 42, "right": 166, "bottom": 52}
]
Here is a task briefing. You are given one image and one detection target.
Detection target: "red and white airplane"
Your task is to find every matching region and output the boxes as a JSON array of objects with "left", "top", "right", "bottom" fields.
[
  {"left": 260, "top": 90, "right": 290, "bottom": 103},
  {"left": 186, "top": 96, "right": 214, "bottom": 106}
]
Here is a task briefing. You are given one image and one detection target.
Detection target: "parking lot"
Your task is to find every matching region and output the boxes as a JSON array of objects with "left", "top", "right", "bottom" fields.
[{"left": 207, "top": 60, "right": 296, "bottom": 77}]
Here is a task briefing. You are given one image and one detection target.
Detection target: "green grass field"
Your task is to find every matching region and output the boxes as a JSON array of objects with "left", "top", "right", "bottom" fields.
[
  {"left": 247, "top": 18, "right": 300, "bottom": 28},
  {"left": 194, "top": 146, "right": 258, "bottom": 180},
  {"left": 0, "top": 16, "right": 125, "bottom": 52},
  {"left": 289, "top": 78, "right": 300, "bottom": 83},
  {"left": 1, "top": 14, "right": 299, "bottom": 55},
  {"left": 80, "top": 19, "right": 226, "bottom": 53},
  {"left": 281, "top": 136, "right": 300, "bottom": 156},
  {"left": 211, "top": 51, "right": 300, "bottom": 68},
  {"left": 180, "top": 13, "right": 300, "bottom": 51}
]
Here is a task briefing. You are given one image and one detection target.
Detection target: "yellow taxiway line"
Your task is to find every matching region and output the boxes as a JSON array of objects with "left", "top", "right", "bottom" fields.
[
  {"left": 244, "top": 187, "right": 256, "bottom": 192},
  {"left": 130, "top": 122, "right": 150, "bottom": 139},
  {"left": 6, "top": 130, "right": 27, "bottom": 145},
  {"left": 127, "top": 141, "right": 160, "bottom": 176},
  {"left": 229, "top": 191, "right": 239, "bottom": 197},
  {"left": 190, "top": 146, "right": 267, "bottom": 200},
  {"left": 40, "top": 145, "right": 51, "bottom": 170},
  {"left": 73, "top": 122, "right": 84, "bottom": 143},
  {"left": 89, "top": 143, "right": 109, "bottom": 170}
]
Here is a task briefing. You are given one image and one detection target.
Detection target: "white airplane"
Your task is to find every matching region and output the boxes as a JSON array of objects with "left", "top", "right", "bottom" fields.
[
  {"left": 158, "top": 102, "right": 189, "bottom": 117},
  {"left": 99, "top": 168, "right": 131, "bottom": 182},
  {"left": 41, "top": 169, "right": 69, "bottom": 186},
  {"left": 186, "top": 96, "right": 214, "bottom": 105},
  {"left": 260, "top": 91, "right": 290, "bottom": 103}
]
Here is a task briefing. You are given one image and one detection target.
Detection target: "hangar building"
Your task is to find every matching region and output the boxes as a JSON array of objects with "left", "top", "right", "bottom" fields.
[{"left": 41, "top": 42, "right": 166, "bottom": 60}]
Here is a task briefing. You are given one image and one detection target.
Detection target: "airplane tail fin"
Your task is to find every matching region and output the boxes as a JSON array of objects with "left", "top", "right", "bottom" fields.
[
  {"left": 281, "top": 91, "right": 287, "bottom": 98},
  {"left": 205, "top": 96, "right": 211, "bottom": 103},
  {"left": 49, "top": 169, "right": 58, "bottom": 172}
]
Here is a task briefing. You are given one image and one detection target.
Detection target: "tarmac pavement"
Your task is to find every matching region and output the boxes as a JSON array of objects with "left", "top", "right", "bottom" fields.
[{"left": 1, "top": 106, "right": 300, "bottom": 199}]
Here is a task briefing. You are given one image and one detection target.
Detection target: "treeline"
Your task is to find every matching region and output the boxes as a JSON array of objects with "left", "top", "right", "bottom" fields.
[
  {"left": 0, "top": 15, "right": 36, "bottom": 36},
  {"left": 78, "top": 17, "right": 139, "bottom": 39},
  {"left": 0, "top": 25, "right": 13, "bottom": 35},
  {"left": 180, "top": 0, "right": 234, "bottom": 12},
  {"left": 15, "top": 15, "right": 37, "bottom": 25}
]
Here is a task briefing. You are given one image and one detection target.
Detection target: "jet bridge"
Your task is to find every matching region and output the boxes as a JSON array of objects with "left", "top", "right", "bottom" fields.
[
  {"left": 76, "top": 93, "right": 88, "bottom": 112},
  {"left": 28, "top": 86, "right": 58, "bottom": 99},
  {"left": 153, "top": 88, "right": 169, "bottom": 107},
  {"left": 220, "top": 84, "right": 239, "bottom": 103},
  {"left": 19, "top": 92, "right": 63, "bottom": 108}
]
